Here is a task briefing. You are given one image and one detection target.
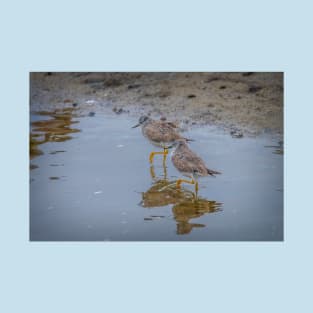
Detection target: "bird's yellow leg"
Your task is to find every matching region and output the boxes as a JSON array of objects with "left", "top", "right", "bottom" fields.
[
  {"left": 149, "top": 151, "right": 165, "bottom": 163},
  {"left": 162, "top": 148, "right": 169, "bottom": 164},
  {"left": 161, "top": 161, "right": 168, "bottom": 180},
  {"left": 176, "top": 179, "right": 195, "bottom": 188},
  {"left": 195, "top": 181, "right": 199, "bottom": 195},
  {"left": 150, "top": 165, "right": 156, "bottom": 179}
]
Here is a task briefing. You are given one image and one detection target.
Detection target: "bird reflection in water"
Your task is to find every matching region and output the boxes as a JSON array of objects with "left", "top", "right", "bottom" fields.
[
  {"left": 141, "top": 164, "right": 222, "bottom": 235},
  {"left": 172, "top": 197, "right": 222, "bottom": 235},
  {"left": 30, "top": 108, "right": 80, "bottom": 169}
]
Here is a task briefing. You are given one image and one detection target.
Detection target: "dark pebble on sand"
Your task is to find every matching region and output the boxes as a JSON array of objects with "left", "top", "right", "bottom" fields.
[
  {"left": 248, "top": 86, "right": 262, "bottom": 93},
  {"left": 157, "top": 91, "right": 171, "bottom": 98},
  {"left": 219, "top": 86, "right": 226, "bottom": 89},
  {"left": 113, "top": 107, "right": 124, "bottom": 114},
  {"left": 187, "top": 94, "right": 196, "bottom": 98},
  {"left": 205, "top": 77, "right": 219, "bottom": 83},
  {"left": 88, "top": 112, "right": 95, "bottom": 117},
  {"left": 230, "top": 128, "right": 243, "bottom": 138},
  {"left": 127, "top": 84, "right": 141, "bottom": 89}
]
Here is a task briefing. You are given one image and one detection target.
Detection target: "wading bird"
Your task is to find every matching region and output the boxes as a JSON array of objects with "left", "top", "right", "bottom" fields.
[
  {"left": 132, "top": 116, "right": 193, "bottom": 164},
  {"left": 170, "top": 139, "right": 221, "bottom": 194}
]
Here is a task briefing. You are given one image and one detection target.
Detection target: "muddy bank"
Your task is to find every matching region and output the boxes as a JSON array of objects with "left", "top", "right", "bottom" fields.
[{"left": 30, "top": 72, "right": 283, "bottom": 136}]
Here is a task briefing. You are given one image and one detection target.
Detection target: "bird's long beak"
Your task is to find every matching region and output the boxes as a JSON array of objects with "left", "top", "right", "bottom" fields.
[{"left": 131, "top": 123, "right": 141, "bottom": 128}]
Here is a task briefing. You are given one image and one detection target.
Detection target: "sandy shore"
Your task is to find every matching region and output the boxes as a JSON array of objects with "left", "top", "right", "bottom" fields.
[{"left": 30, "top": 72, "right": 283, "bottom": 137}]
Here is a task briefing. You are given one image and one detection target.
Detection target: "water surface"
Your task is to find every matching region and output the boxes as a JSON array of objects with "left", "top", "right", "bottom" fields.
[{"left": 30, "top": 110, "right": 283, "bottom": 241}]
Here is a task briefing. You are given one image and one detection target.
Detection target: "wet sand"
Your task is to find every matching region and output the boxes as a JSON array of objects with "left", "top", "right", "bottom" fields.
[{"left": 30, "top": 72, "right": 283, "bottom": 137}]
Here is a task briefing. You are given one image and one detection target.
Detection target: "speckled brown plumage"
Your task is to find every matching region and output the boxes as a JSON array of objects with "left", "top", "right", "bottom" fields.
[
  {"left": 142, "top": 120, "right": 184, "bottom": 147},
  {"left": 132, "top": 116, "right": 194, "bottom": 164},
  {"left": 171, "top": 139, "right": 221, "bottom": 179}
]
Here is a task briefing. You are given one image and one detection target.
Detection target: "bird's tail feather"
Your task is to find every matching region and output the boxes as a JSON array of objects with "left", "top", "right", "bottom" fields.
[
  {"left": 184, "top": 137, "right": 195, "bottom": 142},
  {"left": 207, "top": 168, "right": 221, "bottom": 176}
]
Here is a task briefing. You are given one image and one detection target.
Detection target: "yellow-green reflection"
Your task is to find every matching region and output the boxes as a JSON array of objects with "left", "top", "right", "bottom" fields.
[
  {"left": 172, "top": 197, "right": 221, "bottom": 235},
  {"left": 30, "top": 108, "right": 80, "bottom": 168},
  {"left": 141, "top": 179, "right": 189, "bottom": 207},
  {"left": 141, "top": 164, "right": 222, "bottom": 235}
]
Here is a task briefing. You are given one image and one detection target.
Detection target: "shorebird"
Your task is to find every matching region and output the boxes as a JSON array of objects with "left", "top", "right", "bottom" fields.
[
  {"left": 170, "top": 139, "right": 221, "bottom": 193},
  {"left": 132, "top": 115, "right": 192, "bottom": 163}
]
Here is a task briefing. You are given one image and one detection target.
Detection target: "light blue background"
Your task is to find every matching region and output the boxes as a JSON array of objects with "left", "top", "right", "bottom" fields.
[{"left": 1, "top": 0, "right": 311, "bottom": 312}]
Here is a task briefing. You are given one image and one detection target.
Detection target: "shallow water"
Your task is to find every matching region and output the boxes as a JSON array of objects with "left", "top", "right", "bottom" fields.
[{"left": 30, "top": 110, "right": 283, "bottom": 241}]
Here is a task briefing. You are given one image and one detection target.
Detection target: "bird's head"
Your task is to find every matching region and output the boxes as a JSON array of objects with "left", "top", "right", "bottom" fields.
[{"left": 131, "top": 115, "right": 150, "bottom": 128}]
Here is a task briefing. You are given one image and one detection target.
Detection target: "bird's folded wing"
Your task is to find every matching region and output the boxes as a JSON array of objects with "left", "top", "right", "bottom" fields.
[{"left": 145, "top": 123, "right": 180, "bottom": 142}]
